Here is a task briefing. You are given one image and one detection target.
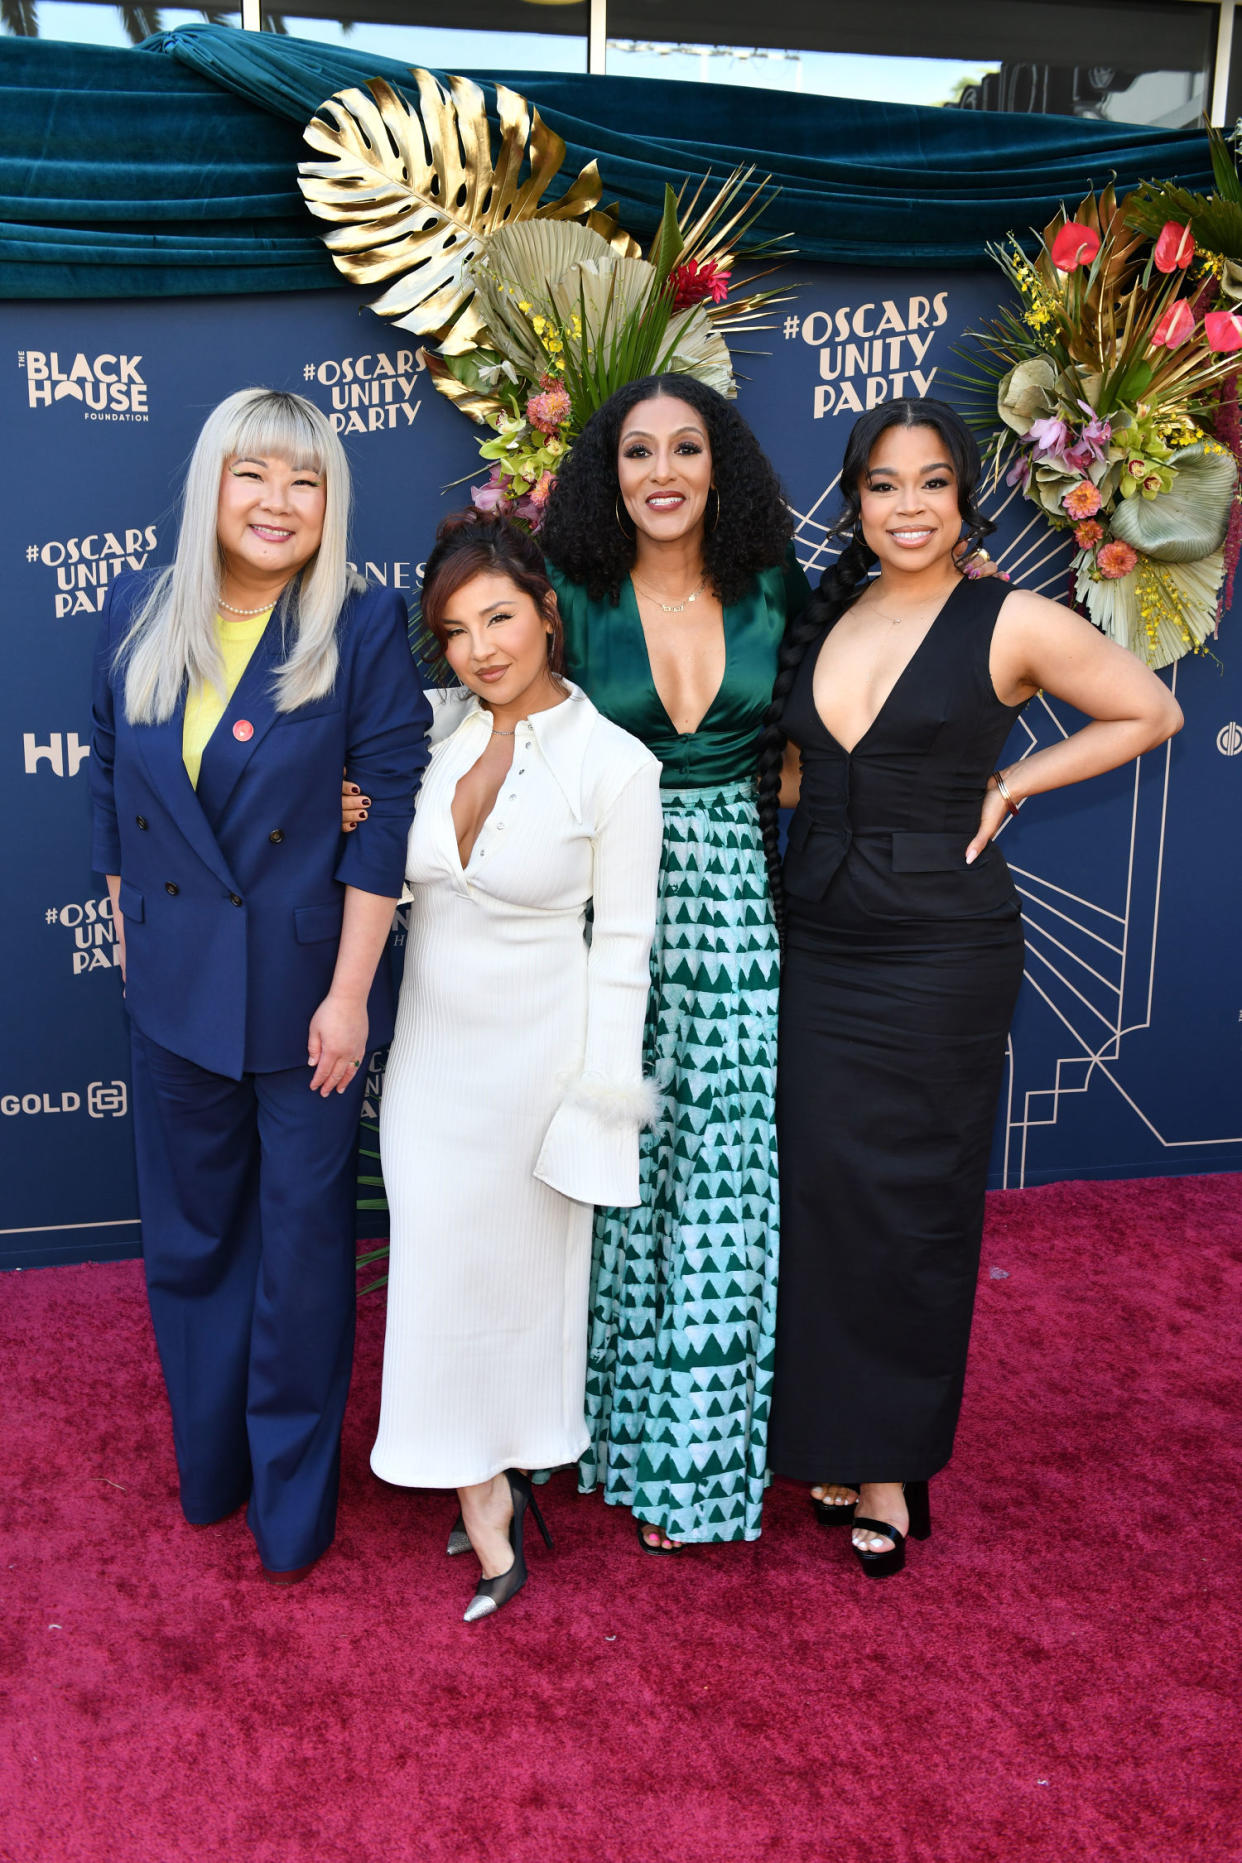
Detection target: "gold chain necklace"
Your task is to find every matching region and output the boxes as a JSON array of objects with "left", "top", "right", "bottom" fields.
[
  {"left": 858, "top": 591, "right": 947, "bottom": 629},
  {"left": 632, "top": 575, "right": 706, "bottom": 614}
]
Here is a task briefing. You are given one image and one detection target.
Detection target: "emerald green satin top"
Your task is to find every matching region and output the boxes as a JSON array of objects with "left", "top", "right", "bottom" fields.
[{"left": 551, "top": 552, "right": 812, "bottom": 790}]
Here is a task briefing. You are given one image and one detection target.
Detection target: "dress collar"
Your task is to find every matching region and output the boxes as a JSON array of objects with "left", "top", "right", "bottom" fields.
[{"left": 437, "top": 681, "right": 595, "bottom": 821}]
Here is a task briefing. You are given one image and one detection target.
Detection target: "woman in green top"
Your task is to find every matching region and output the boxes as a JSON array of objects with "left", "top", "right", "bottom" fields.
[{"left": 539, "top": 373, "right": 810, "bottom": 1548}]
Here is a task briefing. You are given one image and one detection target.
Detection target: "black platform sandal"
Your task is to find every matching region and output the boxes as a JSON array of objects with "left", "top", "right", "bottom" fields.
[
  {"left": 810, "top": 1484, "right": 860, "bottom": 1526},
  {"left": 851, "top": 1481, "right": 931, "bottom": 1578}
]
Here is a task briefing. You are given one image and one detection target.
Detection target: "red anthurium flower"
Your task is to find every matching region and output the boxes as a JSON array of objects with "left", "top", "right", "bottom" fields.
[
  {"left": 1205, "top": 310, "right": 1242, "bottom": 353},
  {"left": 1050, "top": 222, "right": 1101, "bottom": 271},
  {"left": 1151, "top": 300, "right": 1196, "bottom": 349},
  {"left": 1153, "top": 221, "right": 1195, "bottom": 272}
]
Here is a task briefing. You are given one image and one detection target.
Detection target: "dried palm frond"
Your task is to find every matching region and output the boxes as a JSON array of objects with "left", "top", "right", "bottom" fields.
[
  {"left": 472, "top": 218, "right": 732, "bottom": 429},
  {"left": 675, "top": 166, "right": 791, "bottom": 275}
]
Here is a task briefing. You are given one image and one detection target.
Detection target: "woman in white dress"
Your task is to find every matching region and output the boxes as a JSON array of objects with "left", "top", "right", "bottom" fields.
[{"left": 369, "top": 512, "right": 663, "bottom": 1621}]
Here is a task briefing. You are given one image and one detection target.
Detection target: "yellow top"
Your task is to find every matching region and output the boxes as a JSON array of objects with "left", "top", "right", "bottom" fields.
[{"left": 182, "top": 609, "right": 273, "bottom": 788}]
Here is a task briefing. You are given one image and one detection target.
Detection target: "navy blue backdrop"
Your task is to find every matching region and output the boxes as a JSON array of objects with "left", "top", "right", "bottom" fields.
[{"left": 4, "top": 265, "right": 1240, "bottom": 1269}]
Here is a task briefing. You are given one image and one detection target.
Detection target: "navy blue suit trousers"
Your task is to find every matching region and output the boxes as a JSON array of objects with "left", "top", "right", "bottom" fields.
[{"left": 132, "top": 1030, "right": 369, "bottom": 1570}]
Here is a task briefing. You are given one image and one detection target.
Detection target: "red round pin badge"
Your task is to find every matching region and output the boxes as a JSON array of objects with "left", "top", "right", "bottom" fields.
[{"left": 233, "top": 719, "right": 254, "bottom": 742}]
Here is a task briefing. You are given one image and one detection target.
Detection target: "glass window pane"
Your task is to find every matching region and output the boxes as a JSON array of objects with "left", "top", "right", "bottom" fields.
[
  {"left": 603, "top": 0, "right": 1215, "bottom": 127},
  {"left": 275, "top": 1, "right": 588, "bottom": 72},
  {"left": 5, "top": 5, "right": 240, "bottom": 49}
]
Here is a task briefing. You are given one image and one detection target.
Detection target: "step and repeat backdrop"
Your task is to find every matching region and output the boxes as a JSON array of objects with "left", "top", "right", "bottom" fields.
[{"left": 4, "top": 269, "right": 1240, "bottom": 1268}]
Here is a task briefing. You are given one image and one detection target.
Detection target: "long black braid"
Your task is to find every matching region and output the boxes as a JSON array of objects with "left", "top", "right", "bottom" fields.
[
  {"left": 756, "top": 397, "right": 995, "bottom": 946},
  {"left": 756, "top": 535, "right": 875, "bottom": 944}
]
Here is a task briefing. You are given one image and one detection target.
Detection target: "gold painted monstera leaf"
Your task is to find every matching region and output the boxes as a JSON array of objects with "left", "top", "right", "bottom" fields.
[{"left": 299, "top": 69, "right": 633, "bottom": 354}]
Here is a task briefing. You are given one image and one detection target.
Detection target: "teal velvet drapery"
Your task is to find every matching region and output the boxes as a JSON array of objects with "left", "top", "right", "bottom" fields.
[{"left": 0, "top": 24, "right": 1218, "bottom": 299}]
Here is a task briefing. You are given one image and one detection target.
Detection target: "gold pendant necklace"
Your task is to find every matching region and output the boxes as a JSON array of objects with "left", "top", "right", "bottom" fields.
[
  {"left": 633, "top": 575, "right": 706, "bottom": 614},
  {"left": 861, "top": 591, "right": 945, "bottom": 629}
]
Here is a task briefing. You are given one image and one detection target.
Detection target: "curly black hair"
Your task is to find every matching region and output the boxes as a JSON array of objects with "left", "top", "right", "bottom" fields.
[
  {"left": 539, "top": 373, "right": 793, "bottom": 606},
  {"left": 754, "top": 397, "right": 995, "bottom": 944}
]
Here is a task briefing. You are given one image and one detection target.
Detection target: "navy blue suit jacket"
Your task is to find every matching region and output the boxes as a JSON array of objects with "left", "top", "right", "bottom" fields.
[{"left": 90, "top": 572, "right": 430, "bottom": 1079}]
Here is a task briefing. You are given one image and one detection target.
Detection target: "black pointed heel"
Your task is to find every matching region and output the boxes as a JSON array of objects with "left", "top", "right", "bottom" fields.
[
  {"left": 810, "top": 1483, "right": 860, "bottom": 1526},
  {"left": 446, "top": 1510, "right": 471, "bottom": 1557},
  {"left": 851, "top": 1481, "right": 931, "bottom": 1578},
  {"left": 463, "top": 1470, "right": 553, "bottom": 1622}
]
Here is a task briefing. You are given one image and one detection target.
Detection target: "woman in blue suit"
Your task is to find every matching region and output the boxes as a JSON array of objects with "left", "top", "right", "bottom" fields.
[{"left": 90, "top": 388, "right": 430, "bottom": 1581}]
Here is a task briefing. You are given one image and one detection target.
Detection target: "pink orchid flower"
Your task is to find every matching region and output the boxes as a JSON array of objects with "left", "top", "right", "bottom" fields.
[
  {"left": 1064, "top": 404, "right": 1111, "bottom": 471},
  {"left": 1026, "top": 416, "right": 1072, "bottom": 461},
  {"left": 470, "top": 470, "right": 509, "bottom": 514}
]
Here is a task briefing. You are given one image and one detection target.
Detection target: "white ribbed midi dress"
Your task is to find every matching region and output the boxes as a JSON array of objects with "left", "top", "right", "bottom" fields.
[{"left": 370, "top": 684, "right": 662, "bottom": 1490}]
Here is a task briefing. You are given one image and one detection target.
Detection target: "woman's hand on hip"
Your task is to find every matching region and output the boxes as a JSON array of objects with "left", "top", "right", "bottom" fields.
[
  {"left": 953, "top": 541, "right": 1007, "bottom": 581},
  {"left": 307, "top": 993, "right": 369, "bottom": 1096},
  {"left": 965, "top": 779, "right": 1013, "bottom": 865}
]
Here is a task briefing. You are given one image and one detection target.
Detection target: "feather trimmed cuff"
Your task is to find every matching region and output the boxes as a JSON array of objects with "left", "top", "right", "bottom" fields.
[{"left": 557, "top": 1073, "right": 660, "bottom": 1129}]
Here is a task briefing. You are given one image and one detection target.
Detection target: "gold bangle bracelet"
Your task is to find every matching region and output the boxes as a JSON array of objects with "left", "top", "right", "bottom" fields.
[{"left": 992, "top": 769, "right": 1020, "bottom": 818}]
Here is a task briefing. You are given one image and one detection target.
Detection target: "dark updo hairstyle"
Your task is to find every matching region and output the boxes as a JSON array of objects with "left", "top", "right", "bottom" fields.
[
  {"left": 755, "top": 397, "right": 995, "bottom": 943},
  {"left": 420, "top": 508, "right": 566, "bottom": 682},
  {"left": 538, "top": 372, "right": 793, "bottom": 605}
]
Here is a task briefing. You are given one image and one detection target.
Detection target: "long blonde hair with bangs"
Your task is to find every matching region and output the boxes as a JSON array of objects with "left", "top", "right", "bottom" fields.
[{"left": 119, "top": 388, "right": 362, "bottom": 724}]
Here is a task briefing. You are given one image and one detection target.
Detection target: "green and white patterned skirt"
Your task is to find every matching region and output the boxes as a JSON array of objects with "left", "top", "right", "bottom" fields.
[{"left": 579, "top": 778, "right": 780, "bottom": 1543}]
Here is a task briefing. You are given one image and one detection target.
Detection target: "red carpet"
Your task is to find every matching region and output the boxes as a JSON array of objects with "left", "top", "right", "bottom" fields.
[{"left": 2, "top": 1175, "right": 1240, "bottom": 1863}]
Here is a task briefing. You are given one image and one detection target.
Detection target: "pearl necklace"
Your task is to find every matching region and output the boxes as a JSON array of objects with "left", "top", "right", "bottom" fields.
[
  {"left": 219, "top": 596, "right": 276, "bottom": 617},
  {"left": 633, "top": 575, "right": 706, "bottom": 614}
]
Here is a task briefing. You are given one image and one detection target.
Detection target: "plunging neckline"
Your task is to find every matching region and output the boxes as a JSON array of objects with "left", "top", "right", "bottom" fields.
[
  {"left": 626, "top": 575, "right": 728, "bottom": 739},
  {"left": 447, "top": 696, "right": 571, "bottom": 872},
  {"left": 811, "top": 576, "right": 965, "bottom": 757},
  {"left": 451, "top": 737, "right": 512, "bottom": 869}
]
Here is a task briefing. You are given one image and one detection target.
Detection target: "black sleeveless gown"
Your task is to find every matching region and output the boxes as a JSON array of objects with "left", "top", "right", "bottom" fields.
[{"left": 767, "top": 576, "right": 1030, "bottom": 1483}]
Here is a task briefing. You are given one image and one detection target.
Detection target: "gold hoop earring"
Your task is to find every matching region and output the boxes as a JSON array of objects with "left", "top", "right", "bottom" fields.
[
  {"left": 615, "top": 494, "right": 634, "bottom": 539},
  {"left": 706, "top": 487, "right": 720, "bottom": 535}
]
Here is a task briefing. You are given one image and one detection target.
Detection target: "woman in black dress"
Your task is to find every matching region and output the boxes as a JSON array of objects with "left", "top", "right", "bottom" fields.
[{"left": 759, "top": 399, "right": 1182, "bottom": 1574}]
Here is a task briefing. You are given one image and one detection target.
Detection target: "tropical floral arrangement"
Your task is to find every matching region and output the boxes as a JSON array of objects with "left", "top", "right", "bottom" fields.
[
  {"left": 962, "top": 155, "right": 1242, "bottom": 668},
  {"left": 298, "top": 69, "right": 790, "bottom": 527}
]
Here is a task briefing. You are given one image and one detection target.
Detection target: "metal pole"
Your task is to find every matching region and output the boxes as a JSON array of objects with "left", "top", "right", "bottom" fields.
[
  {"left": 1211, "top": 0, "right": 1235, "bottom": 125},
  {"left": 588, "top": 0, "right": 607, "bottom": 74}
]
